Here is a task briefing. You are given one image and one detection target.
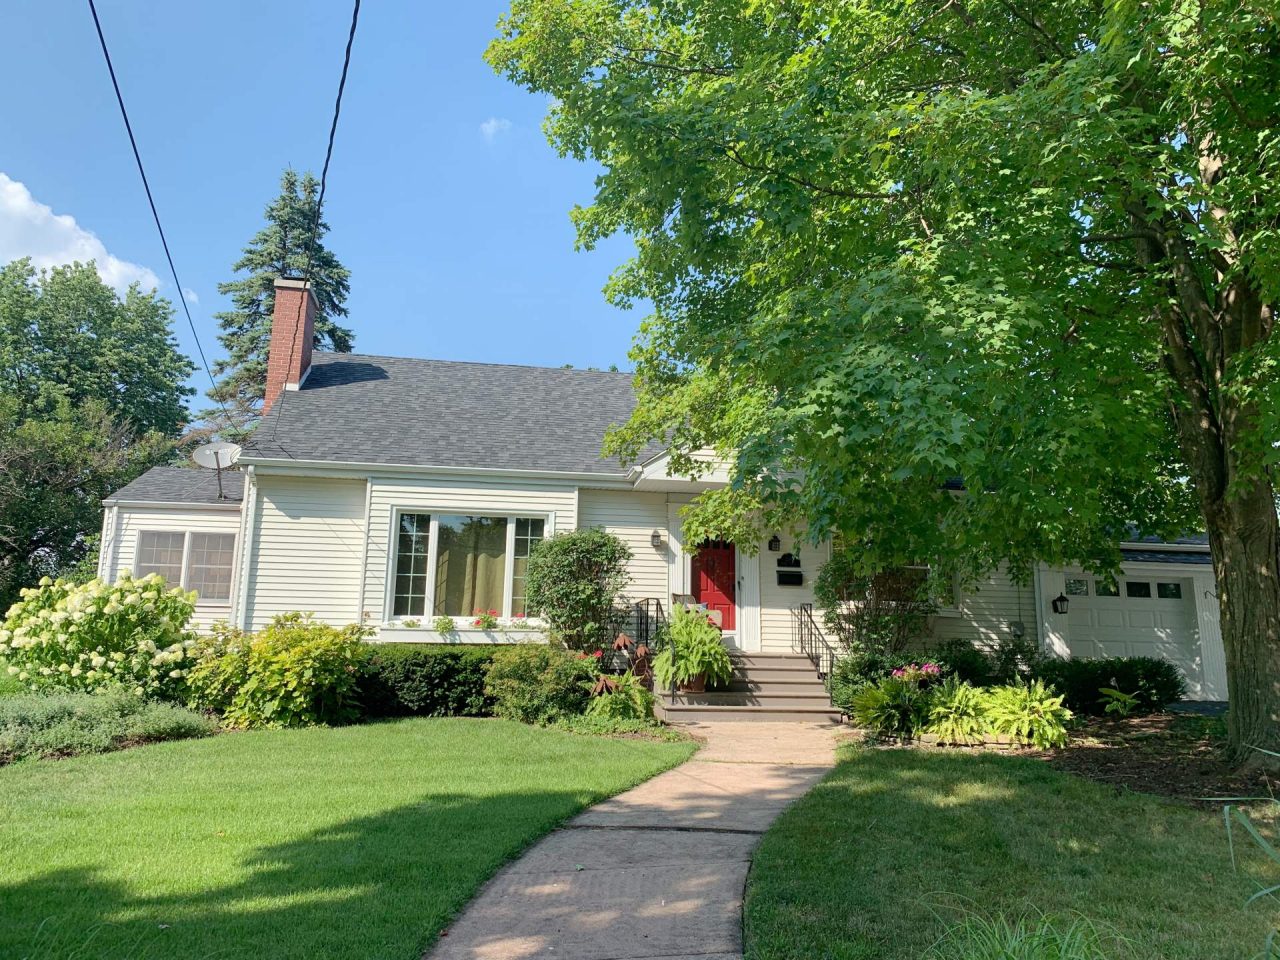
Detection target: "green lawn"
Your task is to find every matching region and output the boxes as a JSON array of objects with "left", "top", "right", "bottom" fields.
[
  {"left": 0, "top": 717, "right": 694, "bottom": 960},
  {"left": 744, "top": 745, "right": 1278, "bottom": 960}
]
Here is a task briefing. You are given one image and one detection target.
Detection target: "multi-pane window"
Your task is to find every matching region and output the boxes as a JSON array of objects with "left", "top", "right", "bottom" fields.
[
  {"left": 134, "top": 531, "right": 236, "bottom": 603},
  {"left": 389, "top": 512, "right": 546, "bottom": 620},
  {"left": 511, "top": 518, "right": 546, "bottom": 616},
  {"left": 185, "top": 534, "right": 236, "bottom": 601},
  {"left": 393, "top": 513, "right": 431, "bottom": 616},
  {"left": 135, "top": 532, "right": 185, "bottom": 584}
]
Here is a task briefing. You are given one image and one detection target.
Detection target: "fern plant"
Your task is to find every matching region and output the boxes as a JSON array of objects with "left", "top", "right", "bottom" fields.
[
  {"left": 926, "top": 677, "right": 989, "bottom": 745},
  {"left": 651, "top": 605, "right": 734, "bottom": 690},
  {"left": 984, "top": 680, "right": 1073, "bottom": 749}
]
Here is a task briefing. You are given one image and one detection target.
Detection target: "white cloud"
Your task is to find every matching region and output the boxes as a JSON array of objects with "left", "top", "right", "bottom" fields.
[
  {"left": 479, "top": 116, "right": 513, "bottom": 144},
  {"left": 0, "top": 172, "right": 160, "bottom": 293},
  {"left": 182, "top": 287, "right": 199, "bottom": 304}
]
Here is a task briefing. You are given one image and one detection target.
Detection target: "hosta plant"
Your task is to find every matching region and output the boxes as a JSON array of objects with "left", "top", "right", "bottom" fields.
[
  {"left": 0, "top": 574, "right": 197, "bottom": 700},
  {"left": 926, "top": 677, "right": 989, "bottom": 746},
  {"left": 984, "top": 681, "right": 1073, "bottom": 749}
]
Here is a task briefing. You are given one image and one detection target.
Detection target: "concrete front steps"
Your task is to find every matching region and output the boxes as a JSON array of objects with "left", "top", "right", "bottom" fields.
[{"left": 655, "top": 652, "right": 844, "bottom": 723}]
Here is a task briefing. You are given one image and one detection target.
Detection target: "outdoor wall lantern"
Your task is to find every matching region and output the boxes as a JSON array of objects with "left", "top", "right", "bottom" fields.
[
  {"left": 1051, "top": 593, "right": 1070, "bottom": 615},
  {"left": 650, "top": 529, "right": 664, "bottom": 549},
  {"left": 767, "top": 534, "right": 781, "bottom": 552}
]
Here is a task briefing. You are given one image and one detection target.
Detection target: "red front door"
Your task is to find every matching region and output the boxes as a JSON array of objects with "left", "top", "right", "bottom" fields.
[{"left": 692, "top": 540, "right": 736, "bottom": 631}]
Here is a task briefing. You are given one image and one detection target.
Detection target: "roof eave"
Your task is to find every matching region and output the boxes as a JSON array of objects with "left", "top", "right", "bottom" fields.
[{"left": 236, "top": 454, "right": 636, "bottom": 487}]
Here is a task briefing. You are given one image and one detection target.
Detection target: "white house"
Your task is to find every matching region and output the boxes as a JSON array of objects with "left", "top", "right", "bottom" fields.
[{"left": 97, "top": 279, "right": 1228, "bottom": 702}]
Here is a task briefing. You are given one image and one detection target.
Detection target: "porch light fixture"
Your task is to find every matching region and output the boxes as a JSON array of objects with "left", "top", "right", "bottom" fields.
[
  {"left": 650, "top": 529, "right": 664, "bottom": 549},
  {"left": 1051, "top": 593, "right": 1070, "bottom": 615},
  {"left": 767, "top": 535, "right": 781, "bottom": 552}
]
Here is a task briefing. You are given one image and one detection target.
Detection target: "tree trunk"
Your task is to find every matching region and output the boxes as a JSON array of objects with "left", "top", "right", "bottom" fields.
[{"left": 1202, "top": 475, "right": 1280, "bottom": 769}]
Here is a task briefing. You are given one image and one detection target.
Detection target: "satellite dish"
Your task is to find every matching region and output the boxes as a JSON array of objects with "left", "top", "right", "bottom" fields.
[
  {"left": 192, "top": 442, "right": 241, "bottom": 500},
  {"left": 192, "top": 442, "right": 240, "bottom": 470}
]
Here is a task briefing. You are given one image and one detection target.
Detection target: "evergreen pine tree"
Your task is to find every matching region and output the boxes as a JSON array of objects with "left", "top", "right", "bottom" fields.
[{"left": 203, "top": 169, "right": 352, "bottom": 435}]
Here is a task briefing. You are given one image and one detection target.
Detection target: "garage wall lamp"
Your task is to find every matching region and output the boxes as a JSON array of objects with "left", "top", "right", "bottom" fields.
[
  {"left": 1051, "top": 593, "right": 1070, "bottom": 615},
  {"left": 650, "top": 529, "right": 665, "bottom": 549}
]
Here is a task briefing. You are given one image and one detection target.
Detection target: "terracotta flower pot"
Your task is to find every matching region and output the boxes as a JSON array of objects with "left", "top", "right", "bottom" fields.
[{"left": 679, "top": 673, "right": 707, "bottom": 694}]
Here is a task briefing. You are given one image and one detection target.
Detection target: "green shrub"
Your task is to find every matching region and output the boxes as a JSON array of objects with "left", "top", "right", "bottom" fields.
[
  {"left": 1032, "top": 656, "right": 1187, "bottom": 715},
  {"left": 187, "top": 614, "right": 369, "bottom": 728},
  {"left": 585, "top": 672, "right": 654, "bottom": 720},
  {"left": 927, "top": 913, "right": 1114, "bottom": 960},
  {"left": 0, "top": 688, "right": 215, "bottom": 763},
  {"left": 0, "top": 666, "right": 24, "bottom": 697},
  {"left": 850, "top": 676, "right": 933, "bottom": 738},
  {"left": 830, "top": 652, "right": 951, "bottom": 713},
  {"left": 184, "top": 623, "right": 250, "bottom": 714},
  {"left": 814, "top": 550, "right": 939, "bottom": 654},
  {"left": 484, "top": 644, "right": 598, "bottom": 724},
  {"left": 359, "top": 644, "right": 496, "bottom": 717},
  {"left": 927, "top": 677, "right": 989, "bottom": 745},
  {"left": 651, "top": 604, "right": 735, "bottom": 690},
  {"left": 984, "top": 681, "right": 1073, "bottom": 749},
  {"left": 934, "top": 639, "right": 996, "bottom": 685},
  {"left": 524, "top": 528, "right": 632, "bottom": 651},
  {"left": 0, "top": 574, "right": 197, "bottom": 700}
]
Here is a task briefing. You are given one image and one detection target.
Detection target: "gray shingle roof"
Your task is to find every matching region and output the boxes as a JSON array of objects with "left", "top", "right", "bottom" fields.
[
  {"left": 240, "top": 353, "right": 645, "bottom": 474},
  {"left": 1121, "top": 548, "right": 1212, "bottom": 565},
  {"left": 105, "top": 466, "right": 244, "bottom": 504}
]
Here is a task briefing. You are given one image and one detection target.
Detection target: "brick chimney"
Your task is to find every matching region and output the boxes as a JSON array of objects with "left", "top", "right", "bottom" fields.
[{"left": 263, "top": 277, "right": 316, "bottom": 415}]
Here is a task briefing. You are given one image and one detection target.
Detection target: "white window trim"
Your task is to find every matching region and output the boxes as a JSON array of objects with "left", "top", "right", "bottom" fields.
[
  {"left": 133, "top": 530, "right": 236, "bottom": 607},
  {"left": 384, "top": 508, "right": 553, "bottom": 623},
  {"left": 903, "top": 564, "right": 962, "bottom": 618}
]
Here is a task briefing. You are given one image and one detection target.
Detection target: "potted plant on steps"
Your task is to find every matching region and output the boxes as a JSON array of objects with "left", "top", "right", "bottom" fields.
[{"left": 652, "top": 604, "right": 735, "bottom": 694}]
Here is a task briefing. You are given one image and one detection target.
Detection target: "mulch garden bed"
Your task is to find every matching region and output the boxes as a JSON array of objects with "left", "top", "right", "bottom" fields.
[{"left": 1032, "top": 713, "right": 1277, "bottom": 806}]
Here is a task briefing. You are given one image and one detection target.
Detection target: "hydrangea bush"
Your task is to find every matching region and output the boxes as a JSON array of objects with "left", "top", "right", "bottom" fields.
[{"left": 0, "top": 574, "right": 197, "bottom": 700}]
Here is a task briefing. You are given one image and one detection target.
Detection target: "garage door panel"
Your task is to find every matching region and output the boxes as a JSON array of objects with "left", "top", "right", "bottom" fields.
[
  {"left": 1063, "top": 575, "right": 1203, "bottom": 699},
  {"left": 1095, "top": 609, "right": 1126, "bottom": 628}
]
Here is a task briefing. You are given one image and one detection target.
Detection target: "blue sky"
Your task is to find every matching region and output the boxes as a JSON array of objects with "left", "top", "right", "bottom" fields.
[{"left": 0, "top": 0, "right": 642, "bottom": 403}]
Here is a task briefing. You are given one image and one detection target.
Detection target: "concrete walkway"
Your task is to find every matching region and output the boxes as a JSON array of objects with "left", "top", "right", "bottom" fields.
[{"left": 426, "top": 722, "right": 838, "bottom": 960}]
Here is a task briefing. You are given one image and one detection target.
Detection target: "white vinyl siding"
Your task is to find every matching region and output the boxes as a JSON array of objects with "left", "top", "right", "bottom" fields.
[
  {"left": 758, "top": 533, "right": 829, "bottom": 653},
  {"left": 102, "top": 504, "right": 242, "bottom": 629},
  {"left": 363, "top": 476, "right": 577, "bottom": 624},
  {"left": 928, "top": 563, "right": 1038, "bottom": 651},
  {"left": 244, "top": 475, "right": 367, "bottom": 630},
  {"left": 576, "top": 489, "right": 670, "bottom": 605}
]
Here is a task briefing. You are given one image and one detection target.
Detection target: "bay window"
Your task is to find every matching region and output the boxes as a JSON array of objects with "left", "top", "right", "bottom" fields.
[{"left": 390, "top": 512, "right": 546, "bottom": 620}]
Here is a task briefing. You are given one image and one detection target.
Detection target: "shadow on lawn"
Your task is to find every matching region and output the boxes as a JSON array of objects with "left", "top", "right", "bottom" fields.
[{"left": 4, "top": 790, "right": 588, "bottom": 960}]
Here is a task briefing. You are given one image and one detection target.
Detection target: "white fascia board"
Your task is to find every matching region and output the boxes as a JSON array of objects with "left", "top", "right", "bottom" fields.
[
  {"left": 99, "top": 499, "right": 244, "bottom": 512},
  {"left": 237, "top": 456, "right": 635, "bottom": 488},
  {"left": 1119, "top": 540, "right": 1210, "bottom": 553}
]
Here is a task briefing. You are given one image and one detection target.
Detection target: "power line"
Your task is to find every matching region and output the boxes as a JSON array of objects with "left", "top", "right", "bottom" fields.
[
  {"left": 87, "top": 0, "right": 228, "bottom": 421},
  {"left": 271, "top": 0, "right": 362, "bottom": 444}
]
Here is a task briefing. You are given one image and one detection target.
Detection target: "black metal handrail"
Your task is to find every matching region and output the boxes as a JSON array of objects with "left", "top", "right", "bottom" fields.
[
  {"left": 794, "top": 602, "right": 839, "bottom": 694},
  {"left": 631, "top": 597, "right": 666, "bottom": 649}
]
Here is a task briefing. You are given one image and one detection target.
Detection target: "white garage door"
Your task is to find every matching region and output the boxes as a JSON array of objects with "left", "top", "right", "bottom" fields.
[{"left": 1063, "top": 574, "right": 1206, "bottom": 698}]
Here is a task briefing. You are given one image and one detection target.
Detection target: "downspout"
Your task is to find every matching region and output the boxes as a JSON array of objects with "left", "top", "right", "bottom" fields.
[{"left": 1031, "top": 563, "right": 1046, "bottom": 655}]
